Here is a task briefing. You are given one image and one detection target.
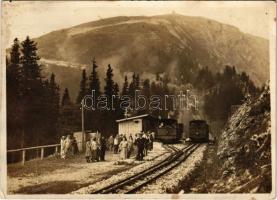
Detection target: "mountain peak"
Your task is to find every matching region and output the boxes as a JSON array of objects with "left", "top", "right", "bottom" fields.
[{"left": 34, "top": 14, "right": 268, "bottom": 98}]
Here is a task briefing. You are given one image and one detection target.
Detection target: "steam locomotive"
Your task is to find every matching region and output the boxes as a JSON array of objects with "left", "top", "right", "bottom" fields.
[
  {"left": 188, "top": 120, "right": 209, "bottom": 142},
  {"left": 156, "top": 119, "right": 209, "bottom": 143},
  {"left": 155, "top": 118, "right": 182, "bottom": 143}
]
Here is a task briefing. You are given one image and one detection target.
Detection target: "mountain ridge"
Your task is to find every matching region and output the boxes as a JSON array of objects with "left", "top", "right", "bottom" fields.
[{"left": 28, "top": 14, "right": 269, "bottom": 98}]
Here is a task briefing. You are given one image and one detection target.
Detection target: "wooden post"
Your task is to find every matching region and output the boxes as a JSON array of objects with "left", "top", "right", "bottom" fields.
[
  {"left": 22, "top": 150, "right": 26, "bottom": 165},
  {"left": 41, "top": 148, "right": 44, "bottom": 160}
]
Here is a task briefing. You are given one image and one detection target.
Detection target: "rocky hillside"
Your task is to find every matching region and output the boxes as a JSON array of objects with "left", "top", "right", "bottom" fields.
[
  {"left": 32, "top": 14, "right": 269, "bottom": 98},
  {"left": 213, "top": 85, "right": 271, "bottom": 193}
]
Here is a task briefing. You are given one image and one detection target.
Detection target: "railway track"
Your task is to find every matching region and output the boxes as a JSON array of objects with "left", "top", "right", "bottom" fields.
[{"left": 91, "top": 143, "right": 199, "bottom": 194}]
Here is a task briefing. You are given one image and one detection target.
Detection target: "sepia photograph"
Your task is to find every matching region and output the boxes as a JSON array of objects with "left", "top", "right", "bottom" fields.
[{"left": 0, "top": 1, "right": 276, "bottom": 199}]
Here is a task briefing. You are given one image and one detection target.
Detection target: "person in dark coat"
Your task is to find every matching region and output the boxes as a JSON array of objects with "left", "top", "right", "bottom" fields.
[
  {"left": 142, "top": 133, "right": 149, "bottom": 156},
  {"left": 99, "top": 136, "right": 106, "bottom": 161},
  {"left": 135, "top": 133, "right": 145, "bottom": 161},
  {"left": 149, "top": 133, "right": 154, "bottom": 151},
  {"left": 72, "top": 136, "right": 78, "bottom": 155},
  {"left": 96, "top": 137, "right": 101, "bottom": 162}
]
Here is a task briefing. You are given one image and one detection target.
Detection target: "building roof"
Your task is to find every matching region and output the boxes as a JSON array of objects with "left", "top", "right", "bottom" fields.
[{"left": 116, "top": 114, "right": 156, "bottom": 123}]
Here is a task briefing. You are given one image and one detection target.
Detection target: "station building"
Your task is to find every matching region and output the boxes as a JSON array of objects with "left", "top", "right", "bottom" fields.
[{"left": 116, "top": 114, "right": 159, "bottom": 138}]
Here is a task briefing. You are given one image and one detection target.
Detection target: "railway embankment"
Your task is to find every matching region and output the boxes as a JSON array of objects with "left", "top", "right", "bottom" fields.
[
  {"left": 185, "top": 85, "right": 271, "bottom": 193},
  {"left": 140, "top": 144, "right": 207, "bottom": 194}
]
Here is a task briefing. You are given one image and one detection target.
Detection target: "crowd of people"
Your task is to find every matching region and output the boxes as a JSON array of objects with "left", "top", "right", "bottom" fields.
[
  {"left": 60, "top": 131, "right": 154, "bottom": 162},
  {"left": 85, "top": 136, "right": 106, "bottom": 162},
  {"left": 109, "top": 132, "right": 154, "bottom": 161}
]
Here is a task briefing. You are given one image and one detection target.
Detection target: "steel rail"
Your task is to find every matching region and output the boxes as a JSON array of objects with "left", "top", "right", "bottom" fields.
[
  {"left": 91, "top": 144, "right": 195, "bottom": 194},
  {"left": 124, "top": 144, "right": 199, "bottom": 194},
  {"left": 91, "top": 144, "right": 180, "bottom": 194}
]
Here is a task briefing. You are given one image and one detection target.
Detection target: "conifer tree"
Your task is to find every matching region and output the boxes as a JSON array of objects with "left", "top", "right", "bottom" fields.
[
  {"left": 76, "top": 69, "right": 88, "bottom": 104},
  {"left": 113, "top": 82, "right": 123, "bottom": 130},
  {"left": 7, "top": 38, "right": 21, "bottom": 99},
  {"left": 21, "top": 36, "right": 45, "bottom": 146},
  {"left": 104, "top": 64, "right": 115, "bottom": 101},
  {"left": 87, "top": 58, "right": 102, "bottom": 132},
  {"left": 49, "top": 73, "right": 60, "bottom": 110},
  {"left": 88, "top": 58, "right": 101, "bottom": 97},
  {"left": 142, "top": 79, "right": 151, "bottom": 99},
  {"left": 128, "top": 72, "right": 136, "bottom": 97},
  {"left": 7, "top": 38, "right": 22, "bottom": 149},
  {"left": 102, "top": 64, "right": 121, "bottom": 136},
  {"left": 49, "top": 73, "right": 60, "bottom": 136},
  {"left": 61, "top": 88, "right": 71, "bottom": 106},
  {"left": 21, "top": 37, "right": 43, "bottom": 88},
  {"left": 122, "top": 75, "right": 129, "bottom": 96},
  {"left": 113, "top": 82, "right": 121, "bottom": 113},
  {"left": 114, "top": 83, "right": 119, "bottom": 96},
  {"left": 21, "top": 36, "right": 44, "bottom": 111},
  {"left": 135, "top": 74, "right": 140, "bottom": 90}
]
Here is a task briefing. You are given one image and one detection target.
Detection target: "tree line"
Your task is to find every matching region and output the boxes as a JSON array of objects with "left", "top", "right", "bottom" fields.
[
  {"left": 202, "top": 65, "right": 259, "bottom": 121},
  {"left": 7, "top": 37, "right": 60, "bottom": 149},
  {"left": 6, "top": 37, "right": 176, "bottom": 149},
  {"left": 66, "top": 60, "right": 177, "bottom": 137},
  {"left": 6, "top": 36, "right": 261, "bottom": 149}
]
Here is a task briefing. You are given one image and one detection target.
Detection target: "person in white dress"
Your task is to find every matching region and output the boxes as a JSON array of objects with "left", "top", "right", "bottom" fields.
[
  {"left": 90, "top": 138, "right": 98, "bottom": 162},
  {"left": 113, "top": 135, "right": 119, "bottom": 154},
  {"left": 127, "top": 136, "right": 134, "bottom": 158},
  {"left": 85, "top": 139, "right": 92, "bottom": 162},
  {"left": 64, "top": 135, "right": 72, "bottom": 157},
  {"left": 119, "top": 136, "right": 128, "bottom": 160},
  {"left": 60, "top": 136, "right": 66, "bottom": 159}
]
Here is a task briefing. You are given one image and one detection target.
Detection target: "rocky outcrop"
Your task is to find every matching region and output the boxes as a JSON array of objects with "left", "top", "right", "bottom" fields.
[{"left": 213, "top": 85, "right": 271, "bottom": 193}]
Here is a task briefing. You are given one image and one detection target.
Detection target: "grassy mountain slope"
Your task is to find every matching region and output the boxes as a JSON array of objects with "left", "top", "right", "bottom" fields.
[{"left": 33, "top": 14, "right": 269, "bottom": 98}]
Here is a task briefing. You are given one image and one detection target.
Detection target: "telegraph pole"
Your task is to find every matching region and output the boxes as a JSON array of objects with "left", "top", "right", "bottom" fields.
[
  {"left": 81, "top": 99, "right": 85, "bottom": 152},
  {"left": 124, "top": 108, "right": 128, "bottom": 118}
]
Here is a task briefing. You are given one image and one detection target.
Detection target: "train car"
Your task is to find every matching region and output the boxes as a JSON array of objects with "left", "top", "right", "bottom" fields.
[
  {"left": 155, "top": 119, "right": 182, "bottom": 143},
  {"left": 156, "top": 125, "right": 177, "bottom": 143},
  {"left": 188, "top": 120, "right": 209, "bottom": 142}
]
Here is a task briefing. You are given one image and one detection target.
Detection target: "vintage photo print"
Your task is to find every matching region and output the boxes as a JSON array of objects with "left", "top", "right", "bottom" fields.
[{"left": 0, "top": 1, "right": 276, "bottom": 199}]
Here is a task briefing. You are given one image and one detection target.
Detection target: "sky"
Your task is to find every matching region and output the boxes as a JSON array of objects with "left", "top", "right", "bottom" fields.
[{"left": 2, "top": 1, "right": 276, "bottom": 48}]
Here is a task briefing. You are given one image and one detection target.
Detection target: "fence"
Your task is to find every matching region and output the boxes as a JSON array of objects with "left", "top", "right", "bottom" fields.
[{"left": 7, "top": 144, "right": 60, "bottom": 165}]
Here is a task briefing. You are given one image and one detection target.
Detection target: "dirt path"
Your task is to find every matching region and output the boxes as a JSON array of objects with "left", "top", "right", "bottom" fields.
[
  {"left": 7, "top": 142, "right": 166, "bottom": 194},
  {"left": 8, "top": 152, "right": 132, "bottom": 194}
]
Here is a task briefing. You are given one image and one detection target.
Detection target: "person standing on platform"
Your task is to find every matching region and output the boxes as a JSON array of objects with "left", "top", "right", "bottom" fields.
[
  {"left": 99, "top": 136, "right": 106, "bottom": 161},
  {"left": 142, "top": 132, "right": 149, "bottom": 156},
  {"left": 60, "top": 136, "right": 66, "bottom": 159},
  {"left": 96, "top": 137, "right": 101, "bottom": 161},
  {"left": 149, "top": 133, "right": 154, "bottom": 151},
  {"left": 135, "top": 133, "right": 145, "bottom": 161},
  {"left": 65, "top": 135, "right": 72, "bottom": 158},
  {"left": 71, "top": 136, "right": 78, "bottom": 155},
  {"left": 85, "top": 139, "right": 92, "bottom": 162},
  {"left": 90, "top": 138, "right": 98, "bottom": 162},
  {"left": 133, "top": 134, "right": 138, "bottom": 159},
  {"left": 114, "top": 135, "right": 119, "bottom": 154},
  {"left": 108, "top": 135, "right": 114, "bottom": 151},
  {"left": 118, "top": 134, "right": 123, "bottom": 146},
  {"left": 119, "top": 136, "right": 128, "bottom": 159},
  {"left": 127, "top": 135, "right": 134, "bottom": 158}
]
